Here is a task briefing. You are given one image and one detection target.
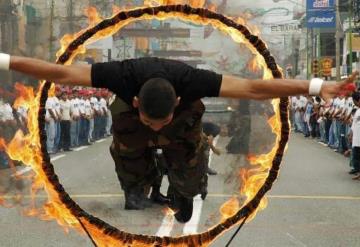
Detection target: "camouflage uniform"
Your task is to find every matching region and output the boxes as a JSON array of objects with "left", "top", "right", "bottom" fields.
[{"left": 109, "top": 97, "right": 207, "bottom": 199}]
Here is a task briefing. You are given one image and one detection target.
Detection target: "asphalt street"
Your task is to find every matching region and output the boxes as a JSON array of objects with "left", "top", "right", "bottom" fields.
[{"left": 0, "top": 132, "right": 360, "bottom": 247}]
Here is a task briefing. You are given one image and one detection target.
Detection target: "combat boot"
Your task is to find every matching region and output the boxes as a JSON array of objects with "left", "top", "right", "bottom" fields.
[
  {"left": 206, "top": 167, "right": 218, "bottom": 175},
  {"left": 169, "top": 192, "right": 193, "bottom": 223},
  {"left": 135, "top": 187, "right": 153, "bottom": 208},
  {"left": 138, "top": 194, "right": 153, "bottom": 208},
  {"left": 175, "top": 196, "right": 193, "bottom": 223},
  {"left": 124, "top": 190, "right": 144, "bottom": 210},
  {"left": 149, "top": 185, "right": 169, "bottom": 205},
  {"left": 200, "top": 187, "right": 208, "bottom": 200}
]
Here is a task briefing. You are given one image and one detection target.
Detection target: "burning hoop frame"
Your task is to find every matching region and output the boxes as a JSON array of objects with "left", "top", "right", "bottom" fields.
[{"left": 34, "top": 4, "right": 289, "bottom": 246}]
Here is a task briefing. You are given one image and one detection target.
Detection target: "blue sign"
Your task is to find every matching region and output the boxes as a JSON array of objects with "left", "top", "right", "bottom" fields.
[
  {"left": 306, "top": 0, "right": 336, "bottom": 28},
  {"left": 306, "top": 10, "right": 336, "bottom": 28},
  {"left": 307, "top": 0, "right": 334, "bottom": 10}
]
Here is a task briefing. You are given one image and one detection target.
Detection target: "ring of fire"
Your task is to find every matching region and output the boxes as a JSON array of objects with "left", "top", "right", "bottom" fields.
[{"left": 33, "top": 4, "right": 289, "bottom": 246}]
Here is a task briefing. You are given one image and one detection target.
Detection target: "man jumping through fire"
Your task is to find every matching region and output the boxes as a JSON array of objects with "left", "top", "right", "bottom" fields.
[{"left": 1, "top": 53, "right": 358, "bottom": 223}]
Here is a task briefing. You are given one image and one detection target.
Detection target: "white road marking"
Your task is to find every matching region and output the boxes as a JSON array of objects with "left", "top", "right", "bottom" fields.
[
  {"left": 182, "top": 137, "right": 219, "bottom": 234},
  {"left": 12, "top": 154, "right": 66, "bottom": 177},
  {"left": 12, "top": 139, "right": 103, "bottom": 176},
  {"left": 74, "top": 146, "right": 88, "bottom": 151},
  {"left": 155, "top": 213, "right": 176, "bottom": 237},
  {"left": 286, "top": 232, "right": 307, "bottom": 247},
  {"left": 9, "top": 138, "right": 107, "bottom": 177},
  {"left": 51, "top": 154, "right": 66, "bottom": 161},
  {"left": 95, "top": 139, "right": 106, "bottom": 143},
  {"left": 182, "top": 195, "right": 203, "bottom": 234}
]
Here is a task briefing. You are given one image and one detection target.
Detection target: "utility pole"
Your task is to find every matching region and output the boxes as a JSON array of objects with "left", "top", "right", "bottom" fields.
[
  {"left": 349, "top": 0, "right": 353, "bottom": 74},
  {"left": 69, "top": 0, "right": 74, "bottom": 33},
  {"left": 306, "top": 28, "right": 310, "bottom": 79},
  {"left": 49, "top": 0, "right": 55, "bottom": 60},
  {"left": 335, "top": 0, "right": 341, "bottom": 81}
]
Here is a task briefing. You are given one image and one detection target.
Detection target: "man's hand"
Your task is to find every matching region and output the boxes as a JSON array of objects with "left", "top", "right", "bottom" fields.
[
  {"left": 207, "top": 135, "right": 214, "bottom": 145},
  {"left": 320, "top": 71, "right": 359, "bottom": 103}
]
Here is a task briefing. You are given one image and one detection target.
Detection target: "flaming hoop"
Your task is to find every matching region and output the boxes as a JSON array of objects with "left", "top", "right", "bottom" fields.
[{"left": 5, "top": 4, "right": 290, "bottom": 247}]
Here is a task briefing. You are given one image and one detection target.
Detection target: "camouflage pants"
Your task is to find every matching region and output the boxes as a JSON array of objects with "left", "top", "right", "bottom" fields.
[{"left": 109, "top": 99, "right": 207, "bottom": 198}]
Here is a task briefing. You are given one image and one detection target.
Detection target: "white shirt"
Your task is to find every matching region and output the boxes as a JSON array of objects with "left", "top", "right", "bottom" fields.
[
  {"left": 332, "top": 97, "right": 340, "bottom": 110},
  {"left": 45, "top": 97, "right": 56, "bottom": 121},
  {"left": 337, "top": 98, "right": 346, "bottom": 111},
  {"left": 345, "top": 97, "right": 354, "bottom": 116},
  {"left": 351, "top": 108, "right": 360, "bottom": 147},
  {"left": 90, "top": 97, "right": 99, "bottom": 112},
  {"left": 100, "top": 98, "right": 107, "bottom": 113},
  {"left": 78, "top": 98, "right": 85, "bottom": 115},
  {"left": 60, "top": 99, "right": 72, "bottom": 121},
  {"left": 70, "top": 98, "right": 80, "bottom": 118},
  {"left": 0, "top": 102, "right": 14, "bottom": 121},
  {"left": 295, "top": 96, "right": 307, "bottom": 110},
  {"left": 53, "top": 96, "right": 61, "bottom": 119},
  {"left": 84, "top": 100, "right": 92, "bottom": 117}
]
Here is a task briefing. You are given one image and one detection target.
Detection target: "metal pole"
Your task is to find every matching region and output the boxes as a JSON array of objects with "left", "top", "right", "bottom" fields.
[
  {"left": 316, "top": 29, "right": 321, "bottom": 58},
  {"left": 306, "top": 28, "right": 310, "bottom": 80},
  {"left": 69, "top": 0, "right": 74, "bottom": 33},
  {"left": 311, "top": 29, "right": 315, "bottom": 77},
  {"left": 349, "top": 0, "right": 353, "bottom": 74},
  {"left": 284, "top": 34, "right": 286, "bottom": 69},
  {"left": 49, "top": 0, "right": 55, "bottom": 60},
  {"left": 335, "top": 0, "right": 341, "bottom": 81}
]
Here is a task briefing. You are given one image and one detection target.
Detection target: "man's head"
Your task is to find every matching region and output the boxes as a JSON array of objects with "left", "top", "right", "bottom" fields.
[
  {"left": 352, "top": 91, "right": 360, "bottom": 107},
  {"left": 133, "top": 78, "right": 180, "bottom": 131}
]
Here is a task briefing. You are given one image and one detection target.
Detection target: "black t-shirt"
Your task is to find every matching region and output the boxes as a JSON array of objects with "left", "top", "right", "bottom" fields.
[{"left": 91, "top": 57, "right": 222, "bottom": 105}]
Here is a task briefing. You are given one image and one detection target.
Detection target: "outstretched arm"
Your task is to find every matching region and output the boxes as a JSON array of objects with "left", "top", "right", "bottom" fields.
[
  {"left": 219, "top": 72, "right": 359, "bottom": 102},
  {"left": 9, "top": 56, "right": 91, "bottom": 86}
]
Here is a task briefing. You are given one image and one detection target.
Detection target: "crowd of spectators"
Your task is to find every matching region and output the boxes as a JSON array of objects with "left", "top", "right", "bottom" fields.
[
  {"left": 45, "top": 86, "right": 114, "bottom": 154},
  {"left": 0, "top": 86, "right": 114, "bottom": 169},
  {"left": 291, "top": 91, "right": 360, "bottom": 180}
]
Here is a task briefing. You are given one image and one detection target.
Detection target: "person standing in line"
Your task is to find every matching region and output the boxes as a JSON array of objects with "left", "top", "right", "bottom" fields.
[
  {"left": 70, "top": 90, "right": 80, "bottom": 148},
  {"left": 294, "top": 95, "right": 303, "bottom": 133},
  {"left": 53, "top": 89, "right": 62, "bottom": 153},
  {"left": 45, "top": 95, "right": 57, "bottom": 154},
  {"left": 78, "top": 91, "right": 88, "bottom": 145},
  {"left": 105, "top": 92, "right": 114, "bottom": 137},
  {"left": 349, "top": 92, "right": 360, "bottom": 180},
  {"left": 343, "top": 94, "right": 354, "bottom": 152},
  {"left": 90, "top": 92, "right": 99, "bottom": 141},
  {"left": 59, "top": 92, "right": 72, "bottom": 151},
  {"left": 99, "top": 92, "right": 108, "bottom": 138},
  {"left": 84, "top": 92, "right": 93, "bottom": 144}
]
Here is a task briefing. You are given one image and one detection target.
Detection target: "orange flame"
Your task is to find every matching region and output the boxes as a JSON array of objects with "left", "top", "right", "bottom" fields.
[
  {"left": 220, "top": 197, "right": 240, "bottom": 220},
  {"left": 144, "top": 0, "right": 205, "bottom": 7},
  {"left": 248, "top": 56, "right": 261, "bottom": 73}
]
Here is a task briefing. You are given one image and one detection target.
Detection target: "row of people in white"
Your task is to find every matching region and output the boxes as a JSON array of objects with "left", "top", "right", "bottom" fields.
[
  {"left": 45, "top": 92, "right": 112, "bottom": 154},
  {"left": 290, "top": 93, "right": 360, "bottom": 179}
]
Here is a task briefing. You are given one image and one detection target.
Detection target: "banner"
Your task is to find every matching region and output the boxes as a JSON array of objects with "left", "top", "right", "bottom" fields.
[
  {"left": 270, "top": 23, "right": 301, "bottom": 34},
  {"left": 321, "top": 57, "right": 333, "bottom": 76},
  {"left": 306, "top": 0, "right": 336, "bottom": 28},
  {"left": 351, "top": 34, "right": 360, "bottom": 52}
]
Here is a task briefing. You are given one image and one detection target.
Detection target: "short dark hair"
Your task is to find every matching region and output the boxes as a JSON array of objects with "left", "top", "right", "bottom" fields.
[
  {"left": 138, "top": 78, "right": 177, "bottom": 119},
  {"left": 352, "top": 91, "right": 360, "bottom": 102},
  {"left": 202, "top": 122, "right": 221, "bottom": 137}
]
